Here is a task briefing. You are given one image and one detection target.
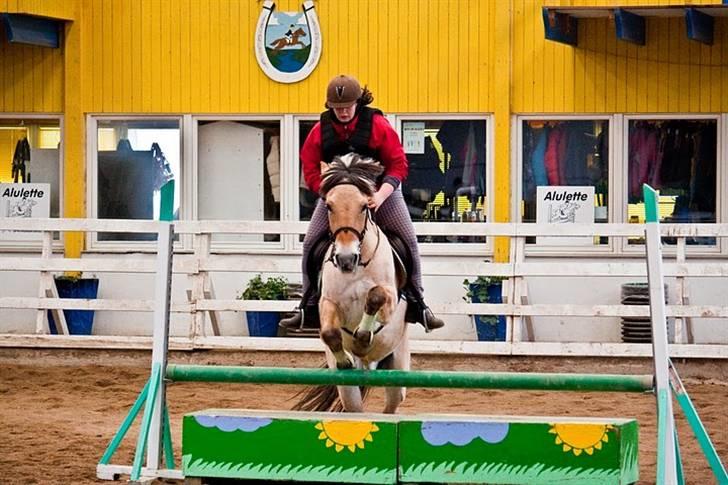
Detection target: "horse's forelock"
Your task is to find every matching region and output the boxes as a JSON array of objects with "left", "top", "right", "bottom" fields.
[{"left": 320, "top": 153, "right": 382, "bottom": 197}]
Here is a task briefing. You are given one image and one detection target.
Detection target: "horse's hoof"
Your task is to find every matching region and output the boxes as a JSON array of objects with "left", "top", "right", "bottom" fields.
[
  {"left": 336, "top": 351, "right": 355, "bottom": 370},
  {"left": 336, "top": 359, "right": 354, "bottom": 370}
]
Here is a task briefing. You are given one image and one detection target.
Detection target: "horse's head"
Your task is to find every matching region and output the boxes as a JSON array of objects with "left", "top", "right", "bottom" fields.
[
  {"left": 320, "top": 153, "right": 384, "bottom": 273},
  {"left": 293, "top": 27, "right": 307, "bottom": 38}
]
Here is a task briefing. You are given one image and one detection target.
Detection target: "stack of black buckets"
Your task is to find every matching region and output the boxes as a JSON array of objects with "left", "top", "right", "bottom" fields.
[{"left": 620, "top": 282, "right": 669, "bottom": 343}]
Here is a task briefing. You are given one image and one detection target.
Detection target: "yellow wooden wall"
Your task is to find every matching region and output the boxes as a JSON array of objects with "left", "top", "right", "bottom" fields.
[
  {"left": 0, "top": 0, "right": 75, "bottom": 20},
  {"left": 79, "top": 0, "right": 498, "bottom": 114},
  {"left": 516, "top": 0, "right": 728, "bottom": 113},
  {"left": 2, "top": 0, "right": 727, "bottom": 259},
  {"left": 0, "top": 27, "right": 64, "bottom": 113}
]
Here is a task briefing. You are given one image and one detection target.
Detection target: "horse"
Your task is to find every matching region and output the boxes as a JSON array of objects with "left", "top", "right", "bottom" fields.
[
  {"left": 294, "top": 153, "right": 410, "bottom": 414},
  {"left": 269, "top": 27, "right": 307, "bottom": 50}
]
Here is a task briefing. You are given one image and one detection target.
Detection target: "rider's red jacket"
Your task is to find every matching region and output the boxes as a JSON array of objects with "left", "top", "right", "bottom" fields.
[{"left": 300, "top": 111, "right": 409, "bottom": 194}]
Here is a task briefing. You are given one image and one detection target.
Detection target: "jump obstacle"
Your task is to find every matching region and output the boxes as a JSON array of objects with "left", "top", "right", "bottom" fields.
[{"left": 97, "top": 185, "right": 727, "bottom": 484}]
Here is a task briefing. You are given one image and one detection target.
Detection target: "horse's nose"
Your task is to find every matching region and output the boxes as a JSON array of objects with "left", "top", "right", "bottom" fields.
[{"left": 335, "top": 253, "right": 359, "bottom": 273}]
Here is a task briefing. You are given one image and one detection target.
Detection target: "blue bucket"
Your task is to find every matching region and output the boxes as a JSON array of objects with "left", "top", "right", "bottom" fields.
[
  {"left": 470, "top": 283, "right": 506, "bottom": 342},
  {"left": 48, "top": 278, "right": 99, "bottom": 335},
  {"left": 246, "top": 311, "right": 280, "bottom": 337}
]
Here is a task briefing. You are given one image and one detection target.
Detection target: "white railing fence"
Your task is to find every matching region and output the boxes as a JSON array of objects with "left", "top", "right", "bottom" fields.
[{"left": 1, "top": 218, "right": 727, "bottom": 358}]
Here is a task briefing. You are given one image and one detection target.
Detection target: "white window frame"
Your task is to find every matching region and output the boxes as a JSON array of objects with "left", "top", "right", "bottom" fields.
[
  {"left": 291, "top": 115, "right": 319, "bottom": 251},
  {"left": 395, "top": 114, "right": 495, "bottom": 257},
  {"left": 0, "top": 113, "right": 64, "bottom": 251},
  {"left": 620, "top": 113, "right": 723, "bottom": 256},
  {"left": 192, "top": 115, "right": 287, "bottom": 253},
  {"left": 515, "top": 113, "right": 727, "bottom": 258},
  {"left": 86, "top": 115, "right": 185, "bottom": 251},
  {"left": 515, "top": 114, "right": 617, "bottom": 256}
]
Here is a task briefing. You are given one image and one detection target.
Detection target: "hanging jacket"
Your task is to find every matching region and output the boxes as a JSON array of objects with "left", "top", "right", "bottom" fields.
[
  {"left": 530, "top": 126, "right": 549, "bottom": 188},
  {"left": 12, "top": 137, "right": 31, "bottom": 183},
  {"left": 544, "top": 125, "right": 564, "bottom": 185}
]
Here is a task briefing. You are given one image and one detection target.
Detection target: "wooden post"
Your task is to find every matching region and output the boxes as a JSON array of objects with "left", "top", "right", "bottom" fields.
[{"left": 36, "top": 231, "right": 68, "bottom": 334}]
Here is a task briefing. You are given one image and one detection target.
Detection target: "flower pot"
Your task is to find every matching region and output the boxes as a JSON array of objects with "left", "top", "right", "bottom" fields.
[
  {"left": 469, "top": 282, "right": 506, "bottom": 342},
  {"left": 246, "top": 311, "right": 280, "bottom": 337},
  {"left": 48, "top": 277, "right": 99, "bottom": 335}
]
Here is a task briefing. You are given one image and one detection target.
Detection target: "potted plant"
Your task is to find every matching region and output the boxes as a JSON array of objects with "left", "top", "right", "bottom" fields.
[
  {"left": 238, "top": 274, "right": 289, "bottom": 337},
  {"left": 49, "top": 273, "right": 100, "bottom": 335},
  {"left": 463, "top": 276, "right": 506, "bottom": 341}
]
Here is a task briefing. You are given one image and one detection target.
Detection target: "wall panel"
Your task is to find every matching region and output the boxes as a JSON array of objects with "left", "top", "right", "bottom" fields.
[
  {"left": 0, "top": 0, "right": 74, "bottom": 20},
  {"left": 0, "top": 20, "right": 64, "bottom": 113},
  {"left": 515, "top": 0, "right": 727, "bottom": 114},
  {"left": 79, "top": 0, "right": 497, "bottom": 114}
]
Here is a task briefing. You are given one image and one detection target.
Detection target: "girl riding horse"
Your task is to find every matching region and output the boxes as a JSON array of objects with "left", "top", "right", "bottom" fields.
[
  {"left": 294, "top": 153, "right": 410, "bottom": 413},
  {"left": 280, "top": 74, "right": 445, "bottom": 333}
]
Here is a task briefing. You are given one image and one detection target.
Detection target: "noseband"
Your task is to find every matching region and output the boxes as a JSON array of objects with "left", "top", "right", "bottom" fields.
[{"left": 327, "top": 207, "right": 381, "bottom": 269}]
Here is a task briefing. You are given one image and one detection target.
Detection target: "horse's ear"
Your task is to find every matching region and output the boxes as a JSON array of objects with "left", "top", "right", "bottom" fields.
[{"left": 320, "top": 161, "right": 330, "bottom": 174}]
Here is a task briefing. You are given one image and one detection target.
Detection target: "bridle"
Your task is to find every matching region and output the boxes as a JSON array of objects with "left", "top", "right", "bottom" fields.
[{"left": 326, "top": 204, "right": 382, "bottom": 269}]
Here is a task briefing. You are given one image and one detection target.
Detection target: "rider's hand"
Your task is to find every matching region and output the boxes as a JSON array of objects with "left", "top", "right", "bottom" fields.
[{"left": 368, "top": 183, "right": 395, "bottom": 211}]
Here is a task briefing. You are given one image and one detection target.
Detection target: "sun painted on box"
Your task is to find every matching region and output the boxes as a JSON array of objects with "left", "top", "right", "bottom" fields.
[
  {"left": 548, "top": 423, "right": 614, "bottom": 456},
  {"left": 315, "top": 420, "right": 379, "bottom": 453}
]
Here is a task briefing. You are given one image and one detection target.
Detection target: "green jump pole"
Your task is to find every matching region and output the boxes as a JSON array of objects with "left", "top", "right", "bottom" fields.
[{"left": 166, "top": 365, "right": 654, "bottom": 393}]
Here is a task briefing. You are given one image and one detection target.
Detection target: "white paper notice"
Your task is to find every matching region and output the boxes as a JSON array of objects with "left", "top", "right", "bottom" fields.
[{"left": 402, "top": 122, "right": 425, "bottom": 154}]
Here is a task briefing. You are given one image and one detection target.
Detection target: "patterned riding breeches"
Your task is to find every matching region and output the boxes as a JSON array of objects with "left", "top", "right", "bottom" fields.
[{"left": 301, "top": 189, "right": 422, "bottom": 305}]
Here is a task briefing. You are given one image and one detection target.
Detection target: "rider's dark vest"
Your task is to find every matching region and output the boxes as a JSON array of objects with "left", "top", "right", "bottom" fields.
[{"left": 320, "top": 106, "right": 384, "bottom": 164}]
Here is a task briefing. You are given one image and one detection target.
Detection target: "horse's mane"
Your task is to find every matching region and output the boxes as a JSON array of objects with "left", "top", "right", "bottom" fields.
[{"left": 319, "top": 153, "right": 384, "bottom": 197}]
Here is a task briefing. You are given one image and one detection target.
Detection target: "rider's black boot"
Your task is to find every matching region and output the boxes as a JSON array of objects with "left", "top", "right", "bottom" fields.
[
  {"left": 279, "top": 303, "right": 320, "bottom": 329},
  {"left": 279, "top": 309, "right": 303, "bottom": 329},
  {"left": 404, "top": 292, "right": 445, "bottom": 332},
  {"left": 423, "top": 307, "right": 445, "bottom": 330}
]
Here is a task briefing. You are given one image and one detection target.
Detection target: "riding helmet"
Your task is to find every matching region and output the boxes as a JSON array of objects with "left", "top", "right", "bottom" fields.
[{"left": 325, "top": 75, "right": 362, "bottom": 108}]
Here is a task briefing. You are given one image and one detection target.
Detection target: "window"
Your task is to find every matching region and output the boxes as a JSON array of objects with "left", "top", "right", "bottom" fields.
[
  {"left": 626, "top": 118, "right": 717, "bottom": 246},
  {"left": 0, "top": 118, "right": 61, "bottom": 244},
  {"left": 196, "top": 119, "right": 281, "bottom": 243},
  {"left": 400, "top": 118, "right": 488, "bottom": 244},
  {"left": 521, "top": 119, "right": 609, "bottom": 245},
  {"left": 96, "top": 119, "right": 180, "bottom": 241}
]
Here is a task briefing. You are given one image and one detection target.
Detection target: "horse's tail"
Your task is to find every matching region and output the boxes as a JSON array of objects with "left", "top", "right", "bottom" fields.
[{"left": 291, "top": 363, "right": 370, "bottom": 412}]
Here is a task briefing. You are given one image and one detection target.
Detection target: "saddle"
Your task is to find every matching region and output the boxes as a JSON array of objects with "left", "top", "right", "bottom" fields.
[{"left": 298, "top": 233, "right": 424, "bottom": 328}]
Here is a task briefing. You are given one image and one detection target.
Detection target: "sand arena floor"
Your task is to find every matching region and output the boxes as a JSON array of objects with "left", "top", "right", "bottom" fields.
[{"left": 1, "top": 349, "right": 726, "bottom": 485}]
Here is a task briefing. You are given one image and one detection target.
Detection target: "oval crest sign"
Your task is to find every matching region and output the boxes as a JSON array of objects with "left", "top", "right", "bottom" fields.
[{"left": 255, "top": 0, "right": 322, "bottom": 84}]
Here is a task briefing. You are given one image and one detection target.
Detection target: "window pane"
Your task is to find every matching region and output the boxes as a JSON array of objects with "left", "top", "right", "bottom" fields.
[
  {"left": 401, "top": 119, "right": 487, "bottom": 244},
  {"left": 627, "top": 119, "right": 716, "bottom": 246},
  {"left": 521, "top": 119, "right": 609, "bottom": 245},
  {"left": 96, "top": 119, "right": 180, "bottom": 241},
  {"left": 0, "top": 119, "right": 61, "bottom": 241},
  {"left": 197, "top": 120, "right": 280, "bottom": 243}
]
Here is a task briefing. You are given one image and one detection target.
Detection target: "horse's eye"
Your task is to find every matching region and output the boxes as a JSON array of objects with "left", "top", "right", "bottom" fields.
[
  {"left": 326, "top": 204, "right": 332, "bottom": 212},
  {"left": 361, "top": 204, "right": 367, "bottom": 213}
]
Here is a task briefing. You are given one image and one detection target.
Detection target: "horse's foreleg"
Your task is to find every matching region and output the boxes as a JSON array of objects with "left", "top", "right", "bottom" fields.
[
  {"left": 353, "top": 286, "right": 396, "bottom": 352},
  {"left": 383, "top": 322, "right": 410, "bottom": 414},
  {"left": 320, "top": 298, "right": 354, "bottom": 370},
  {"left": 321, "top": 350, "right": 363, "bottom": 412}
]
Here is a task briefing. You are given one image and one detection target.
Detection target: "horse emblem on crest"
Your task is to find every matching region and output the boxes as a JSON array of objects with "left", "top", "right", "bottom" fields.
[{"left": 255, "top": 0, "right": 322, "bottom": 84}]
